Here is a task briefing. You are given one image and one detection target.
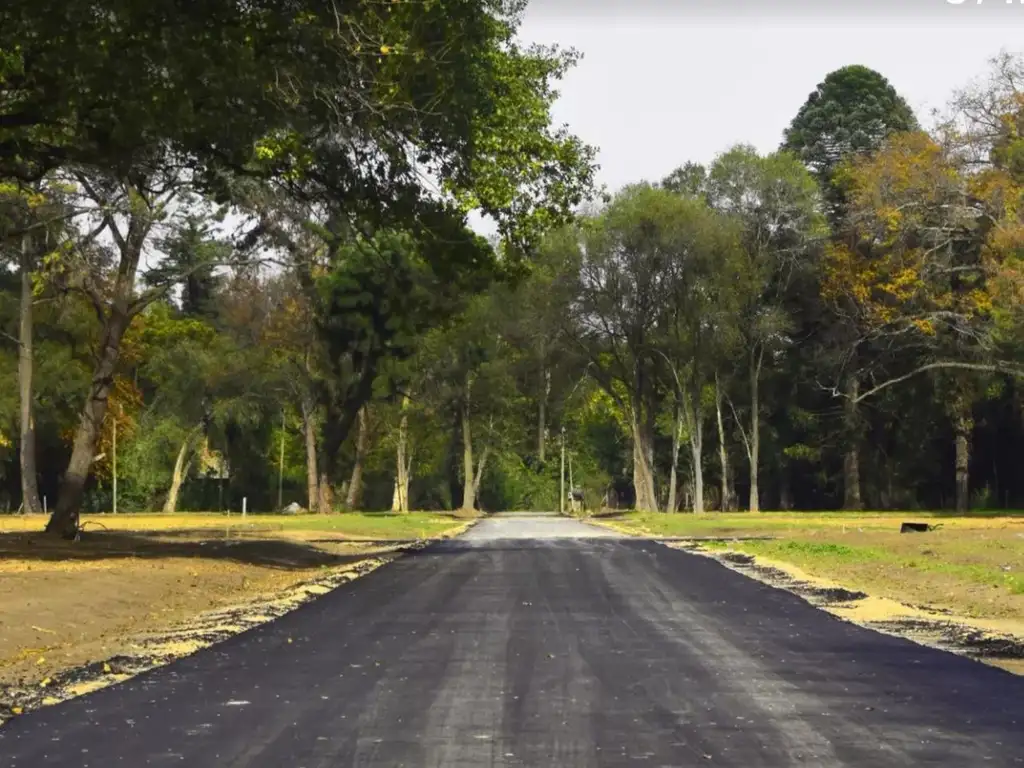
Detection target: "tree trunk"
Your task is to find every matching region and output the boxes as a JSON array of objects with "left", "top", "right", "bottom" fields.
[
  {"left": 954, "top": 410, "right": 971, "bottom": 515},
  {"left": 842, "top": 373, "right": 863, "bottom": 511},
  {"left": 18, "top": 234, "right": 42, "bottom": 515},
  {"left": 473, "top": 447, "right": 489, "bottom": 506},
  {"left": 318, "top": 472, "right": 334, "bottom": 514},
  {"left": 46, "top": 181, "right": 154, "bottom": 538},
  {"left": 460, "top": 397, "right": 476, "bottom": 512},
  {"left": 714, "top": 373, "right": 732, "bottom": 512},
  {"left": 688, "top": 403, "right": 705, "bottom": 514},
  {"left": 302, "top": 398, "right": 319, "bottom": 512},
  {"left": 392, "top": 394, "right": 411, "bottom": 513},
  {"left": 667, "top": 401, "right": 682, "bottom": 513},
  {"left": 630, "top": 412, "right": 658, "bottom": 512},
  {"left": 163, "top": 423, "right": 204, "bottom": 514},
  {"left": 748, "top": 349, "right": 762, "bottom": 513},
  {"left": 46, "top": 310, "right": 131, "bottom": 537},
  {"left": 344, "top": 405, "right": 369, "bottom": 511},
  {"left": 537, "top": 363, "right": 550, "bottom": 463},
  {"left": 779, "top": 469, "right": 794, "bottom": 511}
]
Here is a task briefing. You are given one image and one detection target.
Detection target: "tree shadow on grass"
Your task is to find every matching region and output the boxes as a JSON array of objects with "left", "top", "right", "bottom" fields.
[{"left": 0, "top": 528, "right": 399, "bottom": 571}]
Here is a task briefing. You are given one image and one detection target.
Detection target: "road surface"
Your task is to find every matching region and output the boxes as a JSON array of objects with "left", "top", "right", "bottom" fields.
[{"left": 1, "top": 514, "right": 1022, "bottom": 766}]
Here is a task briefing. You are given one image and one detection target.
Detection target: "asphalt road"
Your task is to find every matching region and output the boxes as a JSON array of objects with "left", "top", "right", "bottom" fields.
[{"left": 2, "top": 515, "right": 1022, "bottom": 767}]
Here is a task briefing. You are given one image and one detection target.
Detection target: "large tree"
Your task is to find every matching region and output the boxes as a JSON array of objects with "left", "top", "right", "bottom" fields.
[
  {"left": 783, "top": 64, "right": 918, "bottom": 510},
  {"left": 572, "top": 185, "right": 744, "bottom": 513},
  {"left": 25, "top": 0, "right": 596, "bottom": 536},
  {"left": 702, "top": 146, "right": 824, "bottom": 512}
]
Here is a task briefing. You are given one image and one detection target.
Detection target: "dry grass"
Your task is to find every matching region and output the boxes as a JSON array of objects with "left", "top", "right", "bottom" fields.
[{"left": 0, "top": 511, "right": 468, "bottom": 539}]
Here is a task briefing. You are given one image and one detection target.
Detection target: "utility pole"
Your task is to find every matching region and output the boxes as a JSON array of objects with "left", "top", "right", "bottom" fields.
[
  {"left": 559, "top": 426, "right": 565, "bottom": 515},
  {"left": 277, "top": 410, "right": 286, "bottom": 511}
]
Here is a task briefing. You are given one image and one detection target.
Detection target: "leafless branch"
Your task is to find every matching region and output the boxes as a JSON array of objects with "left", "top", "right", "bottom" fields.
[{"left": 828, "top": 360, "right": 1024, "bottom": 404}]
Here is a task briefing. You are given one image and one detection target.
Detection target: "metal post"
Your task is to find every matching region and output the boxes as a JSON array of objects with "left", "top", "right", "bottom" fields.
[
  {"left": 569, "top": 454, "right": 574, "bottom": 512},
  {"left": 559, "top": 426, "right": 565, "bottom": 515},
  {"left": 242, "top": 496, "right": 247, "bottom": 518}
]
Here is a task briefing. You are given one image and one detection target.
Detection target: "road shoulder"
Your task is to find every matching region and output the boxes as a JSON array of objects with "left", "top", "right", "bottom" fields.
[
  {"left": 0, "top": 518, "right": 476, "bottom": 725},
  {"left": 588, "top": 515, "right": 1024, "bottom": 675}
]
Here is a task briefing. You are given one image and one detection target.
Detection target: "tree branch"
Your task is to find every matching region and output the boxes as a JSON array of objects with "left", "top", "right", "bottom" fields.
[{"left": 850, "top": 361, "right": 1024, "bottom": 404}]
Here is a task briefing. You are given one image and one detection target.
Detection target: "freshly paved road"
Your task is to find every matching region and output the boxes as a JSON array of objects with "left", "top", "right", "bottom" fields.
[{"left": 2, "top": 514, "right": 1022, "bottom": 767}]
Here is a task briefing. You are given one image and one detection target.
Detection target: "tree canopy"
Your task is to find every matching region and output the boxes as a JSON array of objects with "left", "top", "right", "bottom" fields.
[{"left": 3, "top": 35, "right": 1024, "bottom": 529}]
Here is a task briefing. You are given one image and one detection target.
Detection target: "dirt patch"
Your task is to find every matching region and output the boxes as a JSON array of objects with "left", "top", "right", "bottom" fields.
[
  {"left": 672, "top": 542, "right": 1024, "bottom": 676},
  {"left": 0, "top": 520, "right": 475, "bottom": 724}
]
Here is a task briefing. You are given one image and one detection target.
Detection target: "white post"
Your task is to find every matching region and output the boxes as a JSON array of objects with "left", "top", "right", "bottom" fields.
[
  {"left": 242, "top": 497, "right": 247, "bottom": 518},
  {"left": 112, "top": 411, "right": 118, "bottom": 515},
  {"left": 569, "top": 454, "right": 574, "bottom": 513},
  {"left": 42, "top": 495, "right": 47, "bottom": 515}
]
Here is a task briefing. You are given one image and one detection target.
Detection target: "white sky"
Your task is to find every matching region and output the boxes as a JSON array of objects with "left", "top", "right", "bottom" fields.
[{"left": 470, "top": 2, "right": 1024, "bottom": 233}]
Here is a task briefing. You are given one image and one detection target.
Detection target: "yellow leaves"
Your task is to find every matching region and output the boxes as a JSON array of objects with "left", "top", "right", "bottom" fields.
[
  {"left": 253, "top": 130, "right": 313, "bottom": 180},
  {"left": 878, "top": 205, "right": 902, "bottom": 233},
  {"left": 84, "top": 376, "right": 144, "bottom": 481},
  {"left": 844, "top": 132, "right": 960, "bottom": 240},
  {"left": 911, "top": 318, "right": 936, "bottom": 336},
  {"left": 821, "top": 242, "right": 871, "bottom": 307},
  {"left": 254, "top": 143, "right": 276, "bottom": 162},
  {"left": 0, "top": 430, "right": 11, "bottom": 450},
  {"left": 830, "top": 127, "right": 1024, "bottom": 342}
]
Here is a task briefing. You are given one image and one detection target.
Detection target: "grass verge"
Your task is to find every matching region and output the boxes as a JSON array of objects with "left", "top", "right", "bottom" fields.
[
  {"left": 597, "top": 511, "right": 1023, "bottom": 619},
  {"left": 597, "top": 510, "right": 1024, "bottom": 673}
]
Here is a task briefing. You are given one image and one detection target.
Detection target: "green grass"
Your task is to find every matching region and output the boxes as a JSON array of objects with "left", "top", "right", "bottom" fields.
[
  {"left": 601, "top": 510, "right": 1024, "bottom": 539},
  {"left": 603, "top": 510, "right": 1024, "bottom": 618},
  {"left": 732, "top": 537, "right": 1023, "bottom": 596}
]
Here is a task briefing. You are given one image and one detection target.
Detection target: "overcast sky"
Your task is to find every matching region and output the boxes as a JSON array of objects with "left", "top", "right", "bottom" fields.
[{"left": 471, "top": 0, "right": 1024, "bottom": 232}]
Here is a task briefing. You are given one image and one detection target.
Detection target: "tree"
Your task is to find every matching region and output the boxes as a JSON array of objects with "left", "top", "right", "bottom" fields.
[
  {"left": 24, "top": 0, "right": 596, "bottom": 535},
  {"left": 783, "top": 64, "right": 919, "bottom": 510},
  {"left": 702, "top": 146, "right": 825, "bottom": 511},
  {"left": 783, "top": 65, "right": 919, "bottom": 217},
  {"left": 41, "top": 164, "right": 240, "bottom": 536},
  {"left": 572, "top": 185, "right": 744, "bottom": 513},
  {"left": 0, "top": 180, "right": 69, "bottom": 514},
  {"left": 823, "top": 119, "right": 1024, "bottom": 512}
]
